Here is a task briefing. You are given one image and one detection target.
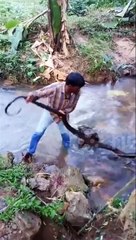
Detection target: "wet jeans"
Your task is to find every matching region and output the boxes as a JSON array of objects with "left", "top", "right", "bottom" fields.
[{"left": 28, "top": 110, "right": 70, "bottom": 154}]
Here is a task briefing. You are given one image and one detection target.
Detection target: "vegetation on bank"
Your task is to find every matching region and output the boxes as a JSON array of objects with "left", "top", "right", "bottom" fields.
[
  {"left": 0, "top": 0, "right": 135, "bottom": 84},
  {"left": 0, "top": 156, "right": 64, "bottom": 222}
]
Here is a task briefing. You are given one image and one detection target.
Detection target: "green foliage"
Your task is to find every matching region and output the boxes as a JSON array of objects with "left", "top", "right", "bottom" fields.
[
  {"left": 0, "top": 164, "right": 30, "bottom": 187},
  {"left": 9, "top": 25, "right": 25, "bottom": 53},
  {"left": 96, "top": 0, "right": 128, "bottom": 8},
  {"left": 68, "top": 8, "right": 120, "bottom": 35},
  {"left": 69, "top": 0, "right": 128, "bottom": 16},
  {"left": 0, "top": 0, "right": 46, "bottom": 27},
  {"left": 0, "top": 185, "right": 64, "bottom": 222},
  {"left": 78, "top": 34, "right": 113, "bottom": 73},
  {"left": 69, "top": 0, "right": 94, "bottom": 16},
  {"left": 0, "top": 48, "right": 39, "bottom": 82},
  {"left": 5, "top": 19, "right": 20, "bottom": 29},
  {"left": 0, "top": 162, "right": 64, "bottom": 222},
  {"left": 111, "top": 198, "right": 125, "bottom": 209},
  {"left": 49, "top": 0, "right": 61, "bottom": 37}
]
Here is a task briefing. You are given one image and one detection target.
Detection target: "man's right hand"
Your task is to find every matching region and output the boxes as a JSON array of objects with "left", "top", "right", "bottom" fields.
[{"left": 26, "top": 93, "right": 38, "bottom": 103}]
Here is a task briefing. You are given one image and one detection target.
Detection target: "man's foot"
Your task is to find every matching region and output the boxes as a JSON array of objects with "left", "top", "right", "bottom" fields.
[
  {"left": 61, "top": 133, "right": 70, "bottom": 149},
  {"left": 22, "top": 152, "right": 33, "bottom": 163}
]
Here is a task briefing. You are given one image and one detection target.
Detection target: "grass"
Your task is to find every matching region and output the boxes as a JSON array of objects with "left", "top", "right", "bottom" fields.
[
  {"left": 0, "top": 0, "right": 48, "bottom": 84},
  {"left": 68, "top": 9, "right": 116, "bottom": 74},
  {"left": 0, "top": 163, "right": 30, "bottom": 187},
  {"left": 78, "top": 34, "right": 113, "bottom": 73},
  {"left": 0, "top": 160, "right": 64, "bottom": 222},
  {"left": 0, "top": 0, "right": 47, "bottom": 27},
  {"left": 0, "top": 44, "right": 44, "bottom": 83},
  {"left": 0, "top": 185, "right": 64, "bottom": 222},
  {"left": 68, "top": 3, "right": 134, "bottom": 74},
  {"left": 68, "top": 12, "right": 113, "bottom": 74}
]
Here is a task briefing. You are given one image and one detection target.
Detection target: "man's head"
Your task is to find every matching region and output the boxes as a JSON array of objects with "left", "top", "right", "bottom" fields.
[{"left": 65, "top": 72, "right": 85, "bottom": 94}]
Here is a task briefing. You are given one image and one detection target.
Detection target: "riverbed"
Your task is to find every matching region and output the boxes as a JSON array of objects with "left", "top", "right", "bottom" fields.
[{"left": 0, "top": 77, "right": 135, "bottom": 209}]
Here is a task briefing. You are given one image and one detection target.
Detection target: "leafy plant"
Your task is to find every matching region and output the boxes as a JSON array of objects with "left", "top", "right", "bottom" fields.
[
  {"left": 111, "top": 198, "right": 125, "bottom": 209},
  {"left": 0, "top": 161, "right": 64, "bottom": 223},
  {"left": 0, "top": 164, "right": 30, "bottom": 187},
  {"left": 0, "top": 49, "right": 39, "bottom": 82},
  {"left": 96, "top": 0, "right": 128, "bottom": 8},
  {"left": 78, "top": 34, "right": 113, "bottom": 74},
  {"left": 69, "top": 0, "right": 94, "bottom": 16},
  {"left": 0, "top": 185, "right": 64, "bottom": 222}
]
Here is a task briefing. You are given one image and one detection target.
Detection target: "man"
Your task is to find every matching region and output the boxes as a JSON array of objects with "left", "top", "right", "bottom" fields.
[{"left": 24, "top": 72, "right": 85, "bottom": 162}]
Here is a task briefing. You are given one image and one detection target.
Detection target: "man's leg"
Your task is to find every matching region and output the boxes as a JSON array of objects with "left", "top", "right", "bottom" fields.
[
  {"left": 24, "top": 110, "right": 53, "bottom": 161},
  {"left": 58, "top": 121, "right": 70, "bottom": 149}
]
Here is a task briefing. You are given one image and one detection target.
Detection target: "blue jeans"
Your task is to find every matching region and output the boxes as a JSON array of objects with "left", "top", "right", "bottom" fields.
[{"left": 28, "top": 110, "right": 70, "bottom": 154}]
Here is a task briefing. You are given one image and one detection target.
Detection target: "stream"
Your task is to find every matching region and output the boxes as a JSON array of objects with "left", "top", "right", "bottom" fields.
[{"left": 0, "top": 76, "right": 135, "bottom": 209}]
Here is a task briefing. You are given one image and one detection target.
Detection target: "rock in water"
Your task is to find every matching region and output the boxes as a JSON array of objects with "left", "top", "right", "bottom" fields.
[
  {"left": 65, "top": 191, "right": 92, "bottom": 227},
  {"left": 50, "top": 166, "right": 88, "bottom": 197}
]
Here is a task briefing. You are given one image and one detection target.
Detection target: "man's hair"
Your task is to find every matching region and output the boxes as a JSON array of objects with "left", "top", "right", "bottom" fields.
[{"left": 66, "top": 72, "right": 85, "bottom": 88}]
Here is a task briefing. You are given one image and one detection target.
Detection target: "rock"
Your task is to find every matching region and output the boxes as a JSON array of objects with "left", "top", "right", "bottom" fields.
[
  {"left": 116, "top": 63, "right": 136, "bottom": 77},
  {"left": 0, "top": 212, "right": 41, "bottom": 240},
  {"left": 83, "top": 175, "right": 107, "bottom": 187},
  {"left": 119, "top": 190, "right": 136, "bottom": 240},
  {"left": 0, "top": 153, "right": 14, "bottom": 170},
  {"left": 65, "top": 191, "right": 92, "bottom": 227},
  {"left": 0, "top": 198, "right": 8, "bottom": 213},
  {"left": 0, "top": 221, "right": 7, "bottom": 238},
  {"left": 50, "top": 166, "right": 88, "bottom": 197},
  {"left": 44, "top": 164, "right": 59, "bottom": 174},
  {"left": 0, "top": 188, "right": 16, "bottom": 215},
  {"left": 14, "top": 212, "right": 41, "bottom": 238},
  {"left": 28, "top": 173, "right": 50, "bottom": 191},
  {"left": 28, "top": 178, "right": 37, "bottom": 189}
]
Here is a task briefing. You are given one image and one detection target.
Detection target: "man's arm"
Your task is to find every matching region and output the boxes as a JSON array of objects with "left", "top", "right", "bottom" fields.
[{"left": 26, "top": 84, "right": 57, "bottom": 102}]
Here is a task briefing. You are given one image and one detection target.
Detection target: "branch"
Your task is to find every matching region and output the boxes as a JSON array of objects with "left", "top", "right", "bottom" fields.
[{"left": 25, "top": 9, "right": 49, "bottom": 28}]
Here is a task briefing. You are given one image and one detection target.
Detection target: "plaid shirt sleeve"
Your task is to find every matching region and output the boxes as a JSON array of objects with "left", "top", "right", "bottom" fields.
[{"left": 33, "top": 85, "right": 56, "bottom": 98}]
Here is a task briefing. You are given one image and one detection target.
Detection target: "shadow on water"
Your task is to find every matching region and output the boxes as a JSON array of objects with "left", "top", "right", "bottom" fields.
[{"left": 0, "top": 76, "right": 135, "bottom": 209}]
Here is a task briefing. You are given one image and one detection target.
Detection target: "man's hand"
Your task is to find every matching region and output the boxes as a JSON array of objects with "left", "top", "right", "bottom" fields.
[
  {"left": 58, "top": 111, "right": 69, "bottom": 121},
  {"left": 26, "top": 93, "right": 38, "bottom": 103},
  {"left": 58, "top": 110, "right": 65, "bottom": 120}
]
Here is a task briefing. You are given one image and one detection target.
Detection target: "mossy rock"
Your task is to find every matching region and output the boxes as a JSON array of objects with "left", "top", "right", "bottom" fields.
[{"left": 0, "top": 153, "right": 14, "bottom": 170}]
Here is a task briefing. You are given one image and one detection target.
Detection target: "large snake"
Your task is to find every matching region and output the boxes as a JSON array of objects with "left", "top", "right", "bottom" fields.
[{"left": 5, "top": 96, "right": 136, "bottom": 159}]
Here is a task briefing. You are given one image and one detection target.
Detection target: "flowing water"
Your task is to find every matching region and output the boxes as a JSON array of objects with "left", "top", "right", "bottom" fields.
[{"left": 0, "top": 77, "right": 135, "bottom": 209}]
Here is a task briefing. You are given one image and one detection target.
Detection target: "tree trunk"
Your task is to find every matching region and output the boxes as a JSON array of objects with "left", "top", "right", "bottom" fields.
[{"left": 48, "top": 0, "right": 70, "bottom": 56}]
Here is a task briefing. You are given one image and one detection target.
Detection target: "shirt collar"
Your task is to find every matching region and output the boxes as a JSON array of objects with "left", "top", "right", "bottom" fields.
[
  {"left": 61, "top": 82, "right": 80, "bottom": 97},
  {"left": 61, "top": 82, "right": 66, "bottom": 94}
]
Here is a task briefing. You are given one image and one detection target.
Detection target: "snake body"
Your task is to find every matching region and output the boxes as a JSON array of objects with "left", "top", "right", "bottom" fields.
[{"left": 5, "top": 96, "right": 136, "bottom": 159}]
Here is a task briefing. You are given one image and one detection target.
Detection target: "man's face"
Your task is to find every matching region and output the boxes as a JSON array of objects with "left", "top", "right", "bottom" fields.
[{"left": 66, "top": 85, "right": 80, "bottom": 94}]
